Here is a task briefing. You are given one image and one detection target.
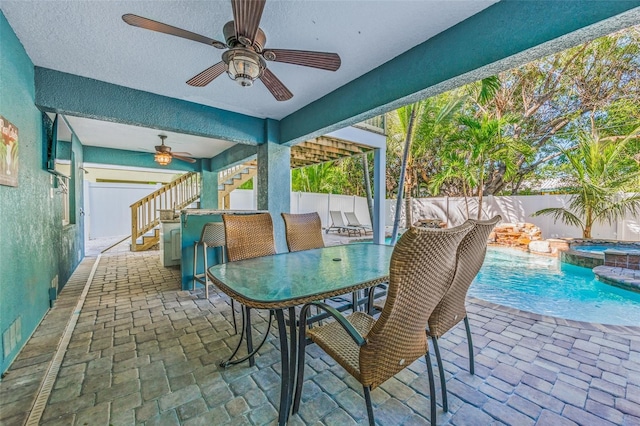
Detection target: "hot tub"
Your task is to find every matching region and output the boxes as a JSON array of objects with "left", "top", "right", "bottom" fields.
[{"left": 562, "top": 240, "right": 640, "bottom": 270}]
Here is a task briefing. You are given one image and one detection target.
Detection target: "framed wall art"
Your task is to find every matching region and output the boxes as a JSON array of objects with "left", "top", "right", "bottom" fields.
[{"left": 0, "top": 115, "right": 19, "bottom": 187}]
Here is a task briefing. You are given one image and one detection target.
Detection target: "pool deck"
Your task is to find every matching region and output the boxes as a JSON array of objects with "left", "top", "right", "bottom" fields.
[{"left": 1, "top": 239, "right": 639, "bottom": 425}]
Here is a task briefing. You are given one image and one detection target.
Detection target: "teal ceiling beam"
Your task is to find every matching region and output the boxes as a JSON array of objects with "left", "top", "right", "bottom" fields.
[
  {"left": 209, "top": 144, "right": 258, "bottom": 172},
  {"left": 35, "top": 67, "right": 265, "bottom": 145},
  {"left": 83, "top": 145, "right": 201, "bottom": 172},
  {"left": 280, "top": 1, "right": 640, "bottom": 145},
  {"left": 264, "top": 118, "right": 280, "bottom": 145},
  {"left": 208, "top": 118, "right": 277, "bottom": 171}
]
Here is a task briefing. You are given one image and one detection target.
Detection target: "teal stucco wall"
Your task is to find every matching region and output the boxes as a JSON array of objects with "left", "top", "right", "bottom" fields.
[
  {"left": 0, "top": 12, "right": 84, "bottom": 374},
  {"left": 59, "top": 132, "right": 85, "bottom": 286}
]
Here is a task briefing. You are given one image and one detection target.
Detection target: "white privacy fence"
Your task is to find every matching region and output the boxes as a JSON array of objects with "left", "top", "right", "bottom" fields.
[
  {"left": 232, "top": 190, "right": 639, "bottom": 241},
  {"left": 489, "top": 195, "right": 639, "bottom": 241},
  {"left": 229, "top": 190, "right": 370, "bottom": 229},
  {"left": 87, "top": 183, "right": 638, "bottom": 242},
  {"left": 383, "top": 194, "right": 640, "bottom": 241}
]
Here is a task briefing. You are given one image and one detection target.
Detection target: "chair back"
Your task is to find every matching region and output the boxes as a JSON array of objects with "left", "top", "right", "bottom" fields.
[
  {"left": 359, "top": 222, "right": 473, "bottom": 389},
  {"left": 329, "top": 210, "right": 346, "bottom": 227},
  {"left": 222, "top": 213, "right": 276, "bottom": 262},
  {"left": 344, "top": 211, "right": 362, "bottom": 227},
  {"left": 282, "top": 212, "right": 325, "bottom": 252},
  {"left": 200, "top": 222, "right": 226, "bottom": 247},
  {"left": 428, "top": 215, "right": 501, "bottom": 337}
]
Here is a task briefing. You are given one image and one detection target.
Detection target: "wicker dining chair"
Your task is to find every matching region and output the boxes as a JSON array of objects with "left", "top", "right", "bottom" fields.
[
  {"left": 223, "top": 213, "right": 277, "bottom": 262},
  {"left": 282, "top": 211, "right": 365, "bottom": 315},
  {"left": 427, "top": 215, "right": 501, "bottom": 412},
  {"left": 281, "top": 212, "right": 325, "bottom": 252},
  {"left": 293, "top": 222, "right": 474, "bottom": 426},
  {"left": 222, "top": 213, "right": 277, "bottom": 367}
]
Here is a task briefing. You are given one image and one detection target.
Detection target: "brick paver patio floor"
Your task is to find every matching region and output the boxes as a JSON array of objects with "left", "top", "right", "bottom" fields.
[{"left": 1, "top": 244, "right": 639, "bottom": 425}]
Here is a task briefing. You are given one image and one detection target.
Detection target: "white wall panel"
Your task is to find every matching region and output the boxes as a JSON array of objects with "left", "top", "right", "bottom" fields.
[
  {"left": 87, "top": 182, "right": 161, "bottom": 239},
  {"left": 229, "top": 189, "right": 255, "bottom": 210}
]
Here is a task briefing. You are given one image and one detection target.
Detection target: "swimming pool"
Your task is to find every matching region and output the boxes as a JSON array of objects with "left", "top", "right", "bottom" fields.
[{"left": 471, "top": 247, "right": 640, "bottom": 326}]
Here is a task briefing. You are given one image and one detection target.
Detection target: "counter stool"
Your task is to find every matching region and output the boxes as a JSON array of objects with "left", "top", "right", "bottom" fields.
[{"left": 193, "top": 222, "right": 237, "bottom": 333}]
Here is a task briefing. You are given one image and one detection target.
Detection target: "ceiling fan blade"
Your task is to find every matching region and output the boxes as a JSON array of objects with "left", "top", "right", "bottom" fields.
[
  {"left": 260, "top": 68, "right": 293, "bottom": 101},
  {"left": 186, "top": 61, "right": 226, "bottom": 87},
  {"left": 231, "top": 0, "right": 266, "bottom": 46},
  {"left": 172, "top": 154, "right": 197, "bottom": 163},
  {"left": 262, "top": 49, "right": 341, "bottom": 71},
  {"left": 171, "top": 151, "right": 193, "bottom": 156},
  {"left": 122, "top": 14, "right": 226, "bottom": 49}
]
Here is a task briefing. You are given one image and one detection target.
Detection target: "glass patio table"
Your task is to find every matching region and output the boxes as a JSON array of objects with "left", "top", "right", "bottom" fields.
[{"left": 207, "top": 243, "right": 393, "bottom": 425}]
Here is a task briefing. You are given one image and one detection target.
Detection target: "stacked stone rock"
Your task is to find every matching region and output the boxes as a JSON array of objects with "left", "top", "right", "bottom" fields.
[{"left": 489, "top": 222, "right": 542, "bottom": 249}]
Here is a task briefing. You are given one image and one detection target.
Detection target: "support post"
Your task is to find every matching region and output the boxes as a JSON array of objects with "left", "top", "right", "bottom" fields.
[
  {"left": 200, "top": 169, "right": 219, "bottom": 209},
  {"left": 257, "top": 119, "right": 290, "bottom": 253},
  {"left": 373, "top": 147, "right": 386, "bottom": 244}
]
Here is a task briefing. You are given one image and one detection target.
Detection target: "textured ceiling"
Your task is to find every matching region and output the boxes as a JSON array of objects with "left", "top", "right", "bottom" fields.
[
  {"left": 1, "top": 0, "right": 497, "bottom": 121},
  {"left": 4, "top": 2, "right": 636, "bottom": 168},
  {"left": 2, "top": 0, "right": 497, "bottom": 163},
  {"left": 64, "top": 116, "right": 236, "bottom": 159}
]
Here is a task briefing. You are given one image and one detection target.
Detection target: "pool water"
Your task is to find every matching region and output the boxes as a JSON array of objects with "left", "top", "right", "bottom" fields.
[
  {"left": 573, "top": 245, "right": 611, "bottom": 253},
  {"left": 470, "top": 247, "right": 640, "bottom": 326},
  {"left": 573, "top": 245, "right": 640, "bottom": 254}
]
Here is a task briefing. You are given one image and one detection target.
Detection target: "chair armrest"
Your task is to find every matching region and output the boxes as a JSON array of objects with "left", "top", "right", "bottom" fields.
[{"left": 300, "top": 301, "right": 366, "bottom": 347}]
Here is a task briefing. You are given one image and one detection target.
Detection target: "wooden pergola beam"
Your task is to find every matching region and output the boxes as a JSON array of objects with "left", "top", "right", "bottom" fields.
[{"left": 288, "top": 135, "right": 374, "bottom": 169}]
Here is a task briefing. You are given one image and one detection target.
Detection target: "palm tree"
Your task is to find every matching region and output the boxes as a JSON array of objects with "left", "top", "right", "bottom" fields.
[
  {"left": 291, "top": 162, "right": 340, "bottom": 193},
  {"left": 429, "top": 76, "right": 521, "bottom": 219},
  {"left": 389, "top": 96, "right": 462, "bottom": 243},
  {"left": 390, "top": 103, "right": 418, "bottom": 245},
  {"left": 532, "top": 127, "right": 640, "bottom": 238},
  {"left": 453, "top": 114, "right": 529, "bottom": 219},
  {"left": 430, "top": 149, "right": 476, "bottom": 218}
]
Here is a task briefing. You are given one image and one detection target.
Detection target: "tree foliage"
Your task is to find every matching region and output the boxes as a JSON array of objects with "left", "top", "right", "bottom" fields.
[
  {"left": 532, "top": 126, "right": 640, "bottom": 238},
  {"left": 288, "top": 26, "right": 640, "bottom": 229}
]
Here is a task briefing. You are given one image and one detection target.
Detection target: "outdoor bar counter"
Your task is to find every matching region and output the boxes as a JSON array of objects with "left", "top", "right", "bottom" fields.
[{"left": 178, "top": 209, "right": 267, "bottom": 290}]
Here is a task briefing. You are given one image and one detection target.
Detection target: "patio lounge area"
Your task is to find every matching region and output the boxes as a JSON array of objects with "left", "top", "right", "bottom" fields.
[
  {"left": 1, "top": 241, "right": 638, "bottom": 426},
  {"left": 2, "top": 3, "right": 640, "bottom": 425}
]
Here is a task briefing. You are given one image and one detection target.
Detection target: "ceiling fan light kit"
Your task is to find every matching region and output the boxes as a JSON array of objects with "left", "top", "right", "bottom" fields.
[
  {"left": 154, "top": 151, "right": 172, "bottom": 166},
  {"left": 123, "top": 0, "right": 341, "bottom": 101},
  {"left": 153, "top": 135, "right": 196, "bottom": 166},
  {"left": 222, "top": 49, "right": 265, "bottom": 87}
]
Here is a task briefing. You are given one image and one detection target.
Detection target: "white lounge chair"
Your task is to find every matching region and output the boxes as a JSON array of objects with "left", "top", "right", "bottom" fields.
[
  {"left": 326, "top": 210, "right": 361, "bottom": 236},
  {"left": 344, "top": 211, "right": 373, "bottom": 235}
]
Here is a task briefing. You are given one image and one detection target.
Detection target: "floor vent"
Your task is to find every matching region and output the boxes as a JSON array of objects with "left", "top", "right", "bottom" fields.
[{"left": 25, "top": 255, "right": 101, "bottom": 426}]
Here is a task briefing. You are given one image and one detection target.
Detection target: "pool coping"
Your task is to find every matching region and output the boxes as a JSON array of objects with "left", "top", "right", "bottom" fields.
[
  {"left": 569, "top": 238, "right": 640, "bottom": 248},
  {"left": 593, "top": 265, "right": 640, "bottom": 294}
]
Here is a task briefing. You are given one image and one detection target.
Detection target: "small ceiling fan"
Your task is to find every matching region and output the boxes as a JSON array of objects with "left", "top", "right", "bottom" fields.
[
  {"left": 152, "top": 135, "right": 196, "bottom": 166},
  {"left": 122, "top": 0, "right": 341, "bottom": 101}
]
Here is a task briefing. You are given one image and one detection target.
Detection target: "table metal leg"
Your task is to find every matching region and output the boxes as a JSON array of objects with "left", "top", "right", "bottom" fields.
[
  {"left": 287, "top": 307, "right": 297, "bottom": 415},
  {"left": 231, "top": 300, "right": 238, "bottom": 335},
  {"left": 275, "top": 309, "right": 290, "bottom": 426},
  {"left": 220, "top": 307, "right": 246, "bottom": 368},
  {"left": 219, "top": 308, "right": 273, "bottom": 368},
  {"left": 245, "top": 305, "right": 254, "bottom": 367}
]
